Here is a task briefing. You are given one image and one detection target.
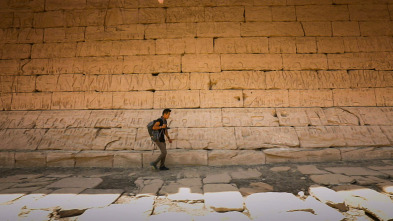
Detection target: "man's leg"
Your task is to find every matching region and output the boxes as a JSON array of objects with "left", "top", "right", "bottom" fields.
[{"left": 152, "top": 142, "right": 167, "bottom": 167}]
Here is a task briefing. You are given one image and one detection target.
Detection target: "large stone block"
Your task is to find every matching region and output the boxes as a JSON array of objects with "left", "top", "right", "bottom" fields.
[
  {"left": 174, "top": 127, "right": 237, "bottom": 150},
  {"left": 340, "top": 126, "right": 390, "bottom": 147},
  {"left": 31, "top": 43, "right": 77, "bottom": 58},
  {"left": 289, "top": 89, "right": 333, "bottom": 107},
  {"left": 45, "top": 0, "right": 86, "bottom": 10},
  {"left": 380, "top": 126, "right": 393, "bottom": 145},
  {"left": 208, "top": 150, "right": 266, "bottom": 166},
  {"left": 104, "top": 8, "right": 138, "bottom": 26},
  {"left": 266, "top": 71, "right": 318, "bottom": 90},
  {"left": 241, "top": 22, "right": 304, "bottom": 36},
  {"left": 21, "top": 58, "right": 84, "bottom": 75},
  {"left": 295, "top": 126, "right": 347, "bottom": 148},
  {"left": 245, "top": 6, "right": 272, "bottom": 21},
  {"left": 210, "top": 71, "right": 266, "bottom": 90},
  {"left": 190, "top": 73, "right": 210, "bottom": 90},
  {"left": 360, "top": 21, "right": 393, "bottom": 37},
  {"left": 169, "top": 109, "right": 222, "bottom": 128},
  {"left": 1, "top": 76, "right": 35, "bottom": 93},
  {"left": 0, "top": 111, "right": 40, "bottom": 129},
  {"left": 0, "top": 59, "right": 20, "bottom": 75},
  {"left": 348, "top": 4, "right": 390, "bottom": 21},
  {"left": 272, "top": 6, "right": 296, "bottom": 21},
  {"left": 340, "top": 147, "right": 393, "bottom": 161},
  {"left": 166, "top": 7, "right": 205, "bottom": 23},
  {"left": 145, "top": 23, "right": 197, "bottom": 39},
  {"left": 0, "top": 28, "right": 43, "bottom": 44},
  {"left": 0, "top": 152, "right": 14, "bottom": 168},
  {"left": 113, "top": 152, "right": 142, "bottom": 168},
  {"left": 221, "top": 54, "right": 283, "bottom": 70},
  {"left": 11, "top": 92, "right": 52, "bottom": 110},
  {"left": 332, "top": 21, "right": 360, "bottom": 36},
  {"left": 84, "top": 92, "right": 113, "bottom": 109},
  {"left": 376, "top": 88, "right": 393, "bottom": 106},
  {"left": 344, "top": 107, "right": 392, "bottom": 126},
  {"left": 83, "top": 56, "right": 124, "bottom": 75},
  {"left": 296, "top": 5, "right": 349, "bottom": 21},
  {"left": 123, "top": 55, "right": 181, "bottom": 73},
  {"left": 142, "top": 150, "right": 208, "bottom": 167},
  {"left": 302, "top": 22, "right": 332, "bottom": 36},
  {"left": 264, "top": 148, "right": 341, "bottom": 163},
  {"left": 317, "top": 70, "right": 351, "bottom": 89},
  {"left": 283, "top": 54, "right": 328, "bottom": 70},
  {"left": 77, "top": 40, "right": 155, "bottom": 57},
  {"left": 113, "top": 92, "right": 153, "bottom": 109},
  {"left": 214, "top": 37, "right": 269, "bottom": 53},
  {"left": 269, "top": 37, "right": 296, "bottom": 53},
  {"left": 222, "top": 108, "right": 279, "bottom": 127},
  {"left": 243, "top": 90, "right": 289, "bottom": 107},
  {"left": 33, "top": 11, "right": 66, "bottom": 28},
  {"left": 89, "top": 109, "right": 159, "bottom": 129},
  {"left": 1, "top": 44, "right": 31, "bottom": 59},
  {"left": 197, "top": 22, "right": 240, "bottom": 37},
  {"left": 205, "top": 6, "right": 244, "bottom": 22},
  {"left": 138, "top": 8, "right": 165, "bottom": 23},
  {"left": 235, "top": 127, "right": 299, "bottom": 149},
  {"left": 74, "top": 151, "right": 113, "bottom": 167},
  {"left": 156, "top": 38, "right": 213, "bottom": 54},
  {"left": 35, "top": 110, "right": 90, "bottom": 128},
  {"left": 51, "top": 92, "right": 86, "bottom": 110},
  {"left": 182, "top": 54, "right": 220, "bottom": 72},
  {"left": 44, "top": 27, "right": 85, "bottom": 43},
  {"left": 65, "top": 9, "right": 106, "bottom": 27},
  {"left": 200, "top": 90, "right": 243, "bottom": 108},
  {"left": 38, "top": 128, "right": 137, "bottom": 151},
  {"left": 317, "top": 37, "right": 345, "bottom": 53},
  {"left": 85, "top": 25, "right": 144, "bottom": 41},
  {"left": 343, "top": 37, "right": 393, "bottom": 53},
  {"left": 15, "top": 152, "right": 46, "bottom": 167},
  {"left": 333, "top": 89, "right": 376, "bottom": 106},
  {"left": 0, "top": 93, "right": 12, "bottom": 110},
  {"left": 46, "top": 152, "right": 76, "bottom": 167},
  {"left": 153, "top": 90, "right": 200, "bottom": 108},
  {"left": 328, "top": 52, "right": 393, "bottom": 70}
]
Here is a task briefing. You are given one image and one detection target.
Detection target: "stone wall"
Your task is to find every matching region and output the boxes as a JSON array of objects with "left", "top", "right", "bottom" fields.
[{"left": 0, "top": 0, "right": 393, "bottom": 168}]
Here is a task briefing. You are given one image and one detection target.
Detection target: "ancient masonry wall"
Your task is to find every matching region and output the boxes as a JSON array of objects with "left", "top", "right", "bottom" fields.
[{"left": 0, "top": 0, "right": 393, "bottom": 168}]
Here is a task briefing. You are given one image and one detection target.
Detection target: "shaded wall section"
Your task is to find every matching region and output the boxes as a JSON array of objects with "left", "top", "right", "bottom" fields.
[{"left": 0, "top": 0, "right": 393, "bottom": 168}]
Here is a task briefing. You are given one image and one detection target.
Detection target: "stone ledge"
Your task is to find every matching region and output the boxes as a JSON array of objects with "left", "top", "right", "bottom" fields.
[{"left": 0, "top": 147, "right": 392, "bottom": 168}]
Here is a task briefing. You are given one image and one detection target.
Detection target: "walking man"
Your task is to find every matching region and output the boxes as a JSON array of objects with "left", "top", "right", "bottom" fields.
[{"left": 150, "top": 109, "right": 173, "bottom": 171}]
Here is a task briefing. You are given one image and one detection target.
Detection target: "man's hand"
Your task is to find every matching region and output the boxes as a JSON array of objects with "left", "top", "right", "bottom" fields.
[
  {"left": 168, "top": 138, "right": 173, "bottom": 143},
  {"left": 161, "top": 124, "right": 167, "bottom": 129}
]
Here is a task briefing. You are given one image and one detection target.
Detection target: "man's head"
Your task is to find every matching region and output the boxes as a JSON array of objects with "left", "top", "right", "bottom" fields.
[{"left": 162, "top": 108, "right": 171, "bottom": 119}]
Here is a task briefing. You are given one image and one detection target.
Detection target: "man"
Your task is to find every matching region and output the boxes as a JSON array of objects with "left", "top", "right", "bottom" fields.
[{"left": 150, "top": 109, "right": 173, "bottom": 171}]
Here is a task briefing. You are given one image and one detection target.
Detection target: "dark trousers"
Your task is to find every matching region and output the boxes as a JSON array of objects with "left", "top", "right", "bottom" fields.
[{"left": 152, "top": 141, "right": 167, "bottom": 167}]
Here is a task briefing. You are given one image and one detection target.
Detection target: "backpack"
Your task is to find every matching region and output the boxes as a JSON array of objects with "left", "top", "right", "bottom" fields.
[{"left": 147, "top": 119, "right": 160, "bottom": 142}]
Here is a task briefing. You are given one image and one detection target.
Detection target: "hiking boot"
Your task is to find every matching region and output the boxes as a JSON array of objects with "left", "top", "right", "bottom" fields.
[
  {"left": 159, "top": 166, "right": 169, "bottom": 171},
  {"left": 150, "top": 162, "right": 158, "bottom": 170}
]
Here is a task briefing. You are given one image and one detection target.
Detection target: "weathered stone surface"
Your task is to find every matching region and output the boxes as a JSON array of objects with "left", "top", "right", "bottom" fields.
[
  {"left": 74, "top": 152, "right": 113, "bottom": 167},
  {"left": 0, "top": 152, "right": 14, "bottom": 168},
  {"left": 207, "top": 150, "right": 266, "bottom": 166},
  {"left": 135, "top": 178, "right": 164, "bottom": 196},
  {"left": 235, "top": 127, "right": 299, "bottom": 149},
  {"left": 341, "top": 147, "right": 393, "bottom": 161},
  {"left": 214, "top": 37, "right": 269, "bottom": 53},
  {"left": 123, "top": 55, "right": 181, "bottom": 73},
  {"left": 170, "top": 109, "right": 222, "bottom": 128},
  {"left": 324, "top": 167, "right": 384, "bottom": 176},
  {"left": 11, "top": 93, "right": 52, "bottom": 110},
  {"left": 289, "top": 89, "right": 333, "bottom": 107},
  {"left": 221, "top": 54, "right": 283, "bottom": 70},
  {"left": 203, "top": 184, "right": 244, "bottom": 212},
  {"left": 222, "top": 108, "right": 279, "bottom": 127},
  {"left": 142, "top": 150, "right": 207, "bottom": 167},
  {"left": 113, "top": 152, "right": 142, "bottom": 168},
  {"left": 197, "top": 22, "right": 240, "bottom": 37},
  {"left": 264, "top": 148, "right": 341, "bottom": 163},
  {"left": 46, "top": 152, "right": 75, "bottom": 167},
  {"left": 230, "top": 168, "right": 262, "bottom": 179},
  {"left": 297, "top": 165, "right": 330, "bottom": 175},
  {"left": 203, "top": 173, "right": 231, "bottom": 184},
  {"left": 243, "top": 90, "right": 289, "bottom": 107},
  {"left": 175, "top": 128, "right": 237, "bottom": 150},
  {"left": 241, "top": 22, "right": 303, "bottom": 36},
  {"left": 270, "top": 166, "right": 290, "bottom": 172},
  {"left": 153, "top": 90, "right": 200, "bottom": 109},
  {"left": 15, "top": 152, "right": 46, "bottom": 167},
  {"left": 210, "top": 71, "right": 266, "bottom": 89},
  {"left": 0, "top": 129, "right": 45, "bottom": 150},
  {"left": 239, "top": 182, "right": 274, "bottom": 196},
  {"left": 200, "top": 90, "right": 243, "bottom": 108},
  {"left": 47, "top": 177, "right": 102, "bottom": 188},
  {"left": 310, "top": 174, "right": 355, "bottom": 185}
]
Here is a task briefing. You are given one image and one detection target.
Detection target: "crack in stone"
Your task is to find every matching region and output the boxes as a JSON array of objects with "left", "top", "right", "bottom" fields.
[{"left": 338, "top": 107, "right": 361, "bottom": 126}]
